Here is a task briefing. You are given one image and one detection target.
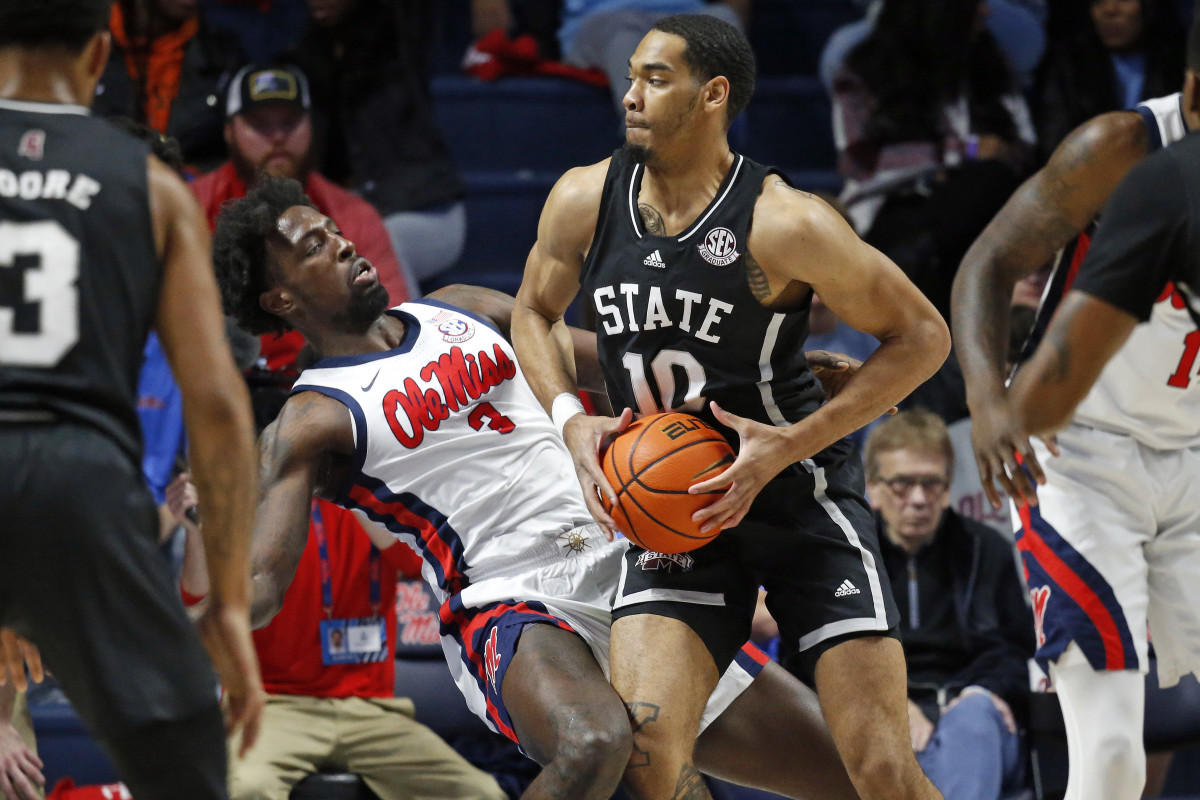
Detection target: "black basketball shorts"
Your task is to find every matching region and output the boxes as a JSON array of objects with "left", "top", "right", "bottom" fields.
[
  {"left": 0, "top": 422, "right": 220, "bottom": 738},
  {"left": 613, "top": 450, "right": 899, "bottom": 680}
]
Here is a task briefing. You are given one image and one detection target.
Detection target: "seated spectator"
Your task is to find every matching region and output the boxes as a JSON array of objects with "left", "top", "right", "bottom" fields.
[
  {"left": 168, "top": 479, "right": 506, "bottom": 800},
  {"left": 857, "top": 410, "right": 1034, "bottom": 800},
  {"left": 820, "top": 0, "right": 1048, "bottom": 93},
  {"left": 0, "top": 682, "right": 42, "bottom": 800},
  {"left": 290, "top": 0, "right": 467, "bottom": 288},
  {"left": 93, "top": 0, "right": 245, "bottom": 170},
  {"left": 556, "top": 0, "right": 748, "bottom": 112},
  {"left": 189, "top": 64, "right": 412, "bottom": 406},
  {"left": 1034, "top": 0, "right": 1185, "bottom": 161},
  {"left": 830, "top": 0, "right": 1034, "bottom": 321}
]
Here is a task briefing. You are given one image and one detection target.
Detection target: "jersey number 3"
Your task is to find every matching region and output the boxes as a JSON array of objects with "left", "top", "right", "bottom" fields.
[{"left": 0, "top": 220, "right": 80, "bottom": 367}]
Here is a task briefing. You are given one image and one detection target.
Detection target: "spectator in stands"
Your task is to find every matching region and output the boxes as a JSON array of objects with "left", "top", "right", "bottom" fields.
[
  {"left": 859, "top": 410, "right": 1034, "bottom": 800},
  {"left": 291, "top": 0, "right": 467, "bottom": 288},
  {"left": 1034, "top": 0, "right": 1185, "bottom": 161},
  {"left": 168, "top": 480, "right": 506, "bottom": 800},
  {"left": 819, "top": 0, "right": 1048, "bottom": 93},
  {"left": 829, "top": 0, "right": 1035, "bottom": 323},
  {"left": 190, "top": 64, "right": 412, "bottom": 408},
  {"left": 92, "top": 0, "right": 245, "bottom": 170},
  {"left": 0, "top": 682, "right": 42, "bottom": 800}
]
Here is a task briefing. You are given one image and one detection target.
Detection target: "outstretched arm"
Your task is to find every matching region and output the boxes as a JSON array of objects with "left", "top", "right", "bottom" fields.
[
  {"left": 950, "top": 111, "right": 1148, "bottom": 508},
  {"left": 249, "top": 393, "right": 353, "bottom": 627}
]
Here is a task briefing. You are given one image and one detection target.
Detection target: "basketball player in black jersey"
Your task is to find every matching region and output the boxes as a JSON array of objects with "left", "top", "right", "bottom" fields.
[
  {"left": 513, "top": 14, "right": 949, "bottom": 800},
  {"left": 0, "top": 3, "right": 263, "bottom": 798}
]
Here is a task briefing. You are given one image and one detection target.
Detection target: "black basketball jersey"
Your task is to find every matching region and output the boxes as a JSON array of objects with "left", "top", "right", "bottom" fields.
[
  {"left": 0, "top": 99, "right": 160, "bottom": 461},
  {"left": 581, "top": 149, "right": 826, "bottom": 450}
]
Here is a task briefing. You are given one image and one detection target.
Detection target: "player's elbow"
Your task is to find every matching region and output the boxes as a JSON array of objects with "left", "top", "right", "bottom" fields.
[{"left": 915, "top": 312, "right": 952, "bottom": 375}]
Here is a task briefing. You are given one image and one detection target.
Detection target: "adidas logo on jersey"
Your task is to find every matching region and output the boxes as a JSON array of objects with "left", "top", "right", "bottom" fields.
[
  {"left": 642, "top": 250, "right": 666, "bottom": 269},
  {"left": 834, "top": 579, "right": 860, "bottom": 598}
]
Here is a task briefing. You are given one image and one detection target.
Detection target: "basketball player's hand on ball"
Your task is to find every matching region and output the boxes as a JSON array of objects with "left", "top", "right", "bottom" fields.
[
  {"left": 563, "top": 407, "right": 634, "bottom": 537},
  {"left": 970, "top": 394, "right": 1060, "bottom": 510},
  {"left": 195, "top": 604, "right": 266, "bottom": 758},
  {"left": 0, "top": 631, "right": 42, "bottom": 692},
  {"left": 807, "top": 350, "right": 898, "bottom": 415},
  {"left": 688, "top": 402, "right": 795, "bottom": 533}
]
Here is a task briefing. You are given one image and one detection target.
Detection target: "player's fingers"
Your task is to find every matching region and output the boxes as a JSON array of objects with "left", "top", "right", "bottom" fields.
[
  {"left": 1015, "top": 438, "right": 1046, "bottom": 486},
  {"left": 688, "top": 467, "right": 735, "bottom": 495},
  {"left": 1001, "top": 447, "right": 1039, "bottom": 506},
  {"left": 579, "top": 474, "right": 617, "bottom": 530},
  {"left": 1039, "top": 434, "right": 1061, "bottom": 458},
  {"left": 886, "top": 405, "right": 899, "bottom": 415},
  {"left": 976, "top": 456, "right": 1004, "bottom": 510},
  {"left": 582, "top": 458, "right": 618, "bottom": 508},
  {"left": 708, "top": 401, "right": 741, "bottom": 431},
  {"left": 20, "top": 642, "right": 42, "bottom": 686},
  {"left": 236, "top": 694, "right": 264, "bottom": 758}
]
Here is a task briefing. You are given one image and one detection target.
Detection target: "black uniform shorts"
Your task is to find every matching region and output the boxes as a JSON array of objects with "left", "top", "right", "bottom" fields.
[
  {"left": 613, "top": 449, "right": 900, "bottom": 681},
  {"left": 0, "top": 422, "right": 219, "bottom": 737}
]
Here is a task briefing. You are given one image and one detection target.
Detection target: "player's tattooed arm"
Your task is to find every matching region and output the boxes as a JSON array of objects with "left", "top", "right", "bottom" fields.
[
  {"left": 744, "top": 251, "right": 773, "bottom": 303},
  {"left": 639, "top": 204, "right": 667, "bottom": 236},
  {"left": 249, "top": 393, "right": 353, "bottom": 627}
]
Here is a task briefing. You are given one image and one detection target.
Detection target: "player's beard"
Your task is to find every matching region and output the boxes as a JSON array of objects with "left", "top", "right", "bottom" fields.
[
  {"left": 335, "top": 282, "right": 391, "bottom": 334},
  {"left": 621, "top": 93, "right": 698, "bottom": 167}
]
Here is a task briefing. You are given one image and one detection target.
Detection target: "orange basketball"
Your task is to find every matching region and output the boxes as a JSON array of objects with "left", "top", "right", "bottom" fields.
[{"left": 601, "top": 412, "right": 735, "bottom": 554}]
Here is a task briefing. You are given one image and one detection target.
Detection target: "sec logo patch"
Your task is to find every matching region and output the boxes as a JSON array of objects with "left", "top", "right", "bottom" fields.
[
  {"left": 438, "top": 318, "right": 474, "bottom": 343},
  {"left": 698, "top": 227, "right": 739, "bottom": 267}
]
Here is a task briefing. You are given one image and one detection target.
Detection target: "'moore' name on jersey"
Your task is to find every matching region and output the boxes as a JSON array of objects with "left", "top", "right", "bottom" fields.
[
  {"left": 292, "top": 300, "right": 591, "bottom": 602},
  {"left": 1024, "top": 93, "right": 1200, "bottom": 449}
]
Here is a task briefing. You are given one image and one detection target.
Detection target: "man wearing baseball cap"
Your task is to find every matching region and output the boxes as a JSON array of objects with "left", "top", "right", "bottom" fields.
[{"left": 191, "top": 64, "right": 415, "bottom": 384}]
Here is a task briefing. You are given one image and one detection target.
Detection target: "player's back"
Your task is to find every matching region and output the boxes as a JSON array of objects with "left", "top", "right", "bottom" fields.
[{"left": 0, "top": 100, "right": 159, "bottom": 461}]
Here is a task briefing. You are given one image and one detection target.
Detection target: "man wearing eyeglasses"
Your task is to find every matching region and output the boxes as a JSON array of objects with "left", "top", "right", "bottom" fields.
[{"left": 862, "top": 409, "right": 1034, "bottom": 800}]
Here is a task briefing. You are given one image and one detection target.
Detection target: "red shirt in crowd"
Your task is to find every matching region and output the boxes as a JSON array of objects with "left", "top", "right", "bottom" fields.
[
  {"left": 252, "top": 499, "right": 421, "bottom": 698},
  {"left": 190, "top": 162, "right": 411, "bottom": 372}
]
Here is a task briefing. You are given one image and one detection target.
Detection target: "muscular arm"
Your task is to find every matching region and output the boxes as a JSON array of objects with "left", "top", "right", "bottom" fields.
[
  {"left": 756, "top": 187, "right": 949, "bottom": 453},
  {"left": 150, "top": 156, "right": 258, "bottom": 611},
  {"left": 512, "top": 162, "right": 608, "bottom": 410},
  {"left": 249, "top": 393, "right": 354, "bottom": 627},
  {"left": 951, "top": 111, "right": 1149, "bottom": 402},
  {"left": 1009, "top": 291, "right": 1138, "bottom": 436}
]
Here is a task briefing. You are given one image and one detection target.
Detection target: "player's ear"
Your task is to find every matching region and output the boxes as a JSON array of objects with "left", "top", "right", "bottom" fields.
[
  {"left": 260, "top": 287, "right": 293, "bottom": 318},
  {"left": 703, "top": 76, "right": 729, "bottom": 118}
]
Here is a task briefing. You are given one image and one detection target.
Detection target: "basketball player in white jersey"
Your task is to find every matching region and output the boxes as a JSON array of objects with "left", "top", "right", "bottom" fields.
[
  {"left": 210, "top": 175, "right": 866, "bottom": 800},
  {"left": 951, "top": 20, "right": 1200, "bottom": 798}
]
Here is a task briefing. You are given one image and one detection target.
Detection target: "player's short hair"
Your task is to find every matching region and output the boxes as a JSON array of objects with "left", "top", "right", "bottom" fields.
[
  {"left": 863, "top": 408, "right": 954, "bottom": 481},
  {"left": 0, "top": 0, "right": 112, "bottom": 51},
  {"left": 651, "top": 14, "right": 756, "bottom": 126},
  {"left": 213, "top": 175, "right": 316, "bottom": 336}
]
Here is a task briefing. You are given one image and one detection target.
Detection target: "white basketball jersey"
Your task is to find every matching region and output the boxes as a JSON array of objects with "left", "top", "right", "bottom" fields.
[
  {"left": 1032, "top": 93, "right": 1200, "bottom": 449},
  {"left": 292, "top": 300, "right": 593, "bottom": 600}
]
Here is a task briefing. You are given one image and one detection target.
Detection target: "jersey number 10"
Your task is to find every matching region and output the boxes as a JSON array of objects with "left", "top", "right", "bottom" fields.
[{"left": 620, "top": 348, "right": 709, "bottom": 416}]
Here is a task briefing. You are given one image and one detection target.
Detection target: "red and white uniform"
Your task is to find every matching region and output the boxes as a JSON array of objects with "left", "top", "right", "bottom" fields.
[
  {"left": 293, "top": 300, "right": 762, "bottom": 740},
  {"left": 1015, "top": 93, "right": 1200, "bottom": 687}
]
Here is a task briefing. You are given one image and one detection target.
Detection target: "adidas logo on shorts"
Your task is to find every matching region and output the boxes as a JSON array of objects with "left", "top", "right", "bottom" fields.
[
  {"left": 643, "top": 250, "right": 666, "bottom": 268},
  {"left": 834, "top": 579, "right": 860, "bottom": 598}
]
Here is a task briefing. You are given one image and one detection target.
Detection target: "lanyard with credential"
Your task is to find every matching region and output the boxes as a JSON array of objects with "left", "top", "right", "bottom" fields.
[{"left": 311, "top": 501, "right": 380, "bottom": 619}]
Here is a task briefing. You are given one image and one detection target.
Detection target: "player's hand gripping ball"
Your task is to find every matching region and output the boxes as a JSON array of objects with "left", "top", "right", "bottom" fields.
[{"left": 601, "top": 412, "right": 735, "bottom": 553}]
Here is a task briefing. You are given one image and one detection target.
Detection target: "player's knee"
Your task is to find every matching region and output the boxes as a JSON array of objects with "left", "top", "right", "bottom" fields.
[
  {"left": 550, "top": 712, "right": 633, "bottom": 779},
  {"left": 841, "top": 743, "right": 919, "bottom": 799},
  {"left": 1089, "top": 728, "right": 1146, "bottom": 795}
]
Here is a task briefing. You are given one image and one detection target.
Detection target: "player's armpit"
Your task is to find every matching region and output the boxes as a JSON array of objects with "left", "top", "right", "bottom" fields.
[{"left": 249, "top": 393, "right": 352, "bottom": 627}]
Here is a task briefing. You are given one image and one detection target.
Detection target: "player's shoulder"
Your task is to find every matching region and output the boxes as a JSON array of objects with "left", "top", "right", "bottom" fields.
[
  {"left": 549, "top": 158, "right": 611, "bottom": 211},
  {"left": 271, "top": 388, "right": 356, "bottom": 460},
  {"left": 1046, "top": 109, "right": 1150, "bottom": 178},
  {"left": 752, "top": 177, "right": 849, "bottom": 245}
]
